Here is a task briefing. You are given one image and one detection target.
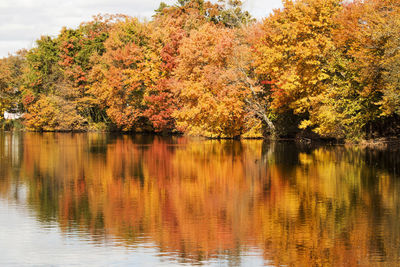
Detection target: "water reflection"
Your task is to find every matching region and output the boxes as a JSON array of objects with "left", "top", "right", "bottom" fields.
[{"left": 0, "top": 132, "right": 400, "bottom": 266}]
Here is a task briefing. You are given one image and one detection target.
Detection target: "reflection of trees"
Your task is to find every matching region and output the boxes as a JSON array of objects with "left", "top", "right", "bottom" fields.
[
  {"left": 0, "top": 132, "right": 23, "bottom": 201},
  {"left": 254, "top": 145, "right": 400, "bottom": 266},
  {"left": 0, "top": 133, "right": 399, "bottom": 266}
]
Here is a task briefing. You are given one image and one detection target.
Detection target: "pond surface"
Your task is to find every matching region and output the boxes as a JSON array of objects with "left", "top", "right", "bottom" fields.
[{"left": 0, "top": 132, "right": 399, "bottom": 266}]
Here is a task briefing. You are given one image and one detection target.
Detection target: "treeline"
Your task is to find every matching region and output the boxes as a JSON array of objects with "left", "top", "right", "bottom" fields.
[{"left": 1, "top": 0, "right": 400, "bottom": 140}]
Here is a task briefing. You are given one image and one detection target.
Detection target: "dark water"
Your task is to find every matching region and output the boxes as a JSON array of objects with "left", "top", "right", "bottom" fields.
[{"left": 0, "top": 132, "right": 400, "bottom": 266}]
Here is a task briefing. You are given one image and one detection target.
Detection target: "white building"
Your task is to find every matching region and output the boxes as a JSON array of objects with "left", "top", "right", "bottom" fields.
[{"left": 4, "top": 111, "right": 23, "bottom": 120}]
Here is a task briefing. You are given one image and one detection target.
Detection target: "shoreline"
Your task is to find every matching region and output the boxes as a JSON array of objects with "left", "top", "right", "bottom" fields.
[{"left": 1, "top": 127, "right": 399, "bottom": 148}]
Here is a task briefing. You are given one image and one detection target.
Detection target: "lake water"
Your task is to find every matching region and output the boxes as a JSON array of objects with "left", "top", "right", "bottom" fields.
[{"left": 0, "top": 132, "right": 399, "bottom": 266}]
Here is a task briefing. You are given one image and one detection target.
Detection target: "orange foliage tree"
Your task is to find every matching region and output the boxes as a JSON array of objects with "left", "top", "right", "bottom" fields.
[
  {"left": 173, "top": 23, "right": 257, "bottom": 137},
  {"left": 88, "top": 17, "right": 165, "bottom": 131}
]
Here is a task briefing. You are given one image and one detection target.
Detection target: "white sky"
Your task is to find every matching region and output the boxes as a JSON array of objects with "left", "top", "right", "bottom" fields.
[{"left": 0, "top": 0, "right": 283, "bottom": 58}]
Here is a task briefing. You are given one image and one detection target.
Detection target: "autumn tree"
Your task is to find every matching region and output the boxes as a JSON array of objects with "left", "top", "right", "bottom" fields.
[
  {"left": 0, "top": 58, "right": 14, "bottom": 120},
  {"left": 333, "top": 0, "right": 400, "bottom": 138},
  {"left": 0, "top": 51, "right": 26, "bottom": 121},
  {"left": 88, "top": 17, "right": 164, "bottom": 131},
  {"left": 304, "top": 0, "right": 400, "bottom": 139},
  {"left": 23, "top": 15, "right": 119, "bottom": 131},
  {"left": 173, "top": 23, "right": 254, "bottom": 137},
  {"left": 56, "top": 15, "right": 122, "bottom": 125},
  {"left": 253, "top": 0, "right": 342, "bottom": 137},
  {"left": 153, "top": 0, "right": 265, "bottom": 138},
  {"left": 22, "top": 35, "right": 86, "bottom": 131},
  {"left": 149, "top": 0, "right": 231, "bottom": 133}
]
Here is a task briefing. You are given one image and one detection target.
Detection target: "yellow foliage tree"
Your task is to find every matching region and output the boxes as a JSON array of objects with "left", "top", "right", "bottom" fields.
[{"left": 254, "top": 0, "right": 342, "bottom": 135}]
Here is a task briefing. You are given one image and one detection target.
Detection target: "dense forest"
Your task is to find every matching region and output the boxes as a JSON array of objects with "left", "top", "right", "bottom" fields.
[{"left": 1, "top": 0, "right": 400, "bottom": 140}]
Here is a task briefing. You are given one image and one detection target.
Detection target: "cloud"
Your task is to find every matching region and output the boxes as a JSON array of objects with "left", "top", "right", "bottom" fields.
[
  {"left": 0, "top": 0, "right": 282, "bottom": 58},
  {"left": 244, "top": 0, "right": 282, "bottom": 19}
]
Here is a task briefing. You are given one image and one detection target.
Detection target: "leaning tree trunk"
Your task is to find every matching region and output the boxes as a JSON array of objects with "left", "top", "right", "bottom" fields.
[{"left": 244, "top": 98, "right": 277, "bottom": 139}]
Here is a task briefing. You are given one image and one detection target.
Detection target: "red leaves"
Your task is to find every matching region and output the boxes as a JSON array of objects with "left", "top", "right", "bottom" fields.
[
  {"left": 22, "top": 91, "right": 35, "bottom": 108},
  {"left": 261, "top": 80, "right": 277, "bottom": 85},
  {"left": 144, "top": 79, "right": 176, "bottom": 132}
]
